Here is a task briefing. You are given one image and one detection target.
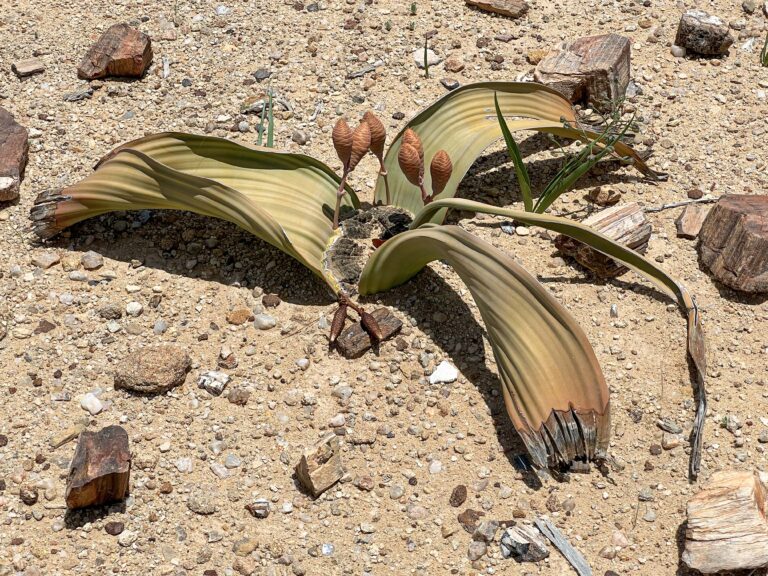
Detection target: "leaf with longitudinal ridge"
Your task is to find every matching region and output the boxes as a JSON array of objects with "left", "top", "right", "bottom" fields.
[
  {"left": 358, "top": 224, "right": 611, "bottom": 470},
  {"left": 411, "top": 198, "right": 707, "bottom": 479},
  {"left": 31, "top": 133, "right": 359, "bottom": 292},
  {"left": 376, "top": 82, "right": 663, "bottom": 222}
]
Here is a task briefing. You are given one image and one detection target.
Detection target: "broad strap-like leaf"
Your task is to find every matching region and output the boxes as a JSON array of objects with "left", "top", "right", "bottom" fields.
[
  {"left": 32, "top": 133, "right": 359, "bottom": 292},
  {"left": 376, "top": 82, "right": 663, "bottom": 222},
  {"left": 412, "top": 198, "right": 708, "bottom": 478},
  {"left": 359, "top": 224, "right": 611, "bottom": 470}
]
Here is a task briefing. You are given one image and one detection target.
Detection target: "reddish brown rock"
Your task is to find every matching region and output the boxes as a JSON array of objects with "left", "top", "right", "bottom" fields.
[
  {"left": 78, "top": 23, "right": 153, "bottom": 80},
  {"left": 534, "top": 34, "right": 630, "bottom": 112},
  {"left": 698, "top": 195, "right": 768, "bottom": 293},
  {"left": 676, "top": 204, "right": 710, "bottom": 239},
  {"left": 336, "top": 307, "right": 402, "bottom": 359},
  {"left": 465, "top": 0, "right": 529, "bottom": 18},
  {"left": 65, "top": 425, "right": 131, "bottom": 509},
  {"left": 12, "top": 58, "right": 45, "bottom": 78},
  {"left": 0, "top": 107, "right": 29, "bottom": 201}
]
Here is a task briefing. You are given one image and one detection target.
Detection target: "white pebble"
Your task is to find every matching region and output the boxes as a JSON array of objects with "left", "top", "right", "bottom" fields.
[
  {"left": 80, "top": 393, "right": 103, "bottom": 415},
  {"left": 429, "top": 360, "right": 459, "bottom": 384}
]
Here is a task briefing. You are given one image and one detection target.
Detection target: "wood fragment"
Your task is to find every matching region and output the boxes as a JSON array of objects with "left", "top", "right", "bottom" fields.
[
  {"left": 336, "top": 307, "right": 402, "bottom": 358},
  {"left": 645, "top": 197, "right": 718, "bottom": 213},
  {"left": 465, "top": 0, "right": 529, "bottom": 19},
  {"left": 12, "top": 58, "right": 45, "bottom": 78},
  {"left": 683, "top": 471, "right": 768, "bottom": 573},
  {"left": 0, "top": 106, "right": 30, "bottom": 201},
  {"left": 345, "top": 60, "right": 384, "bottom": 79},
  {"left": 534, "top": 34, "right": 630, "bottom": 112},
  {"left": 675, "top": 204, "right": 710, "bottom": 239},
  {"left": 65, "top": 425, "right": 131, "bottom": 509},
  {"left": 534, "top": 517, "right": 592, "bottom": 576},
  {"left": 295, "top": 433, "right": 344, "bottom": 498},
  {"left": 554, "top": 203, "right": 651, "bottom": 278},
  {"left": 698, "top": 194, "right": 768, "bottom": 293},
  {"left": 77, "top": 23, "right": 153, "bottom": 80}
]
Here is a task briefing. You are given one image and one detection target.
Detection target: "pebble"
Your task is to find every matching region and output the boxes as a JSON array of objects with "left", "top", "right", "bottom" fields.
[
  {"left": 187, "top": 487, "right": 217, "bottom": 515},
  {"left": 429, "top": 460, "right": 442, "bottom": 474},
  {"left": 80, "top": 393, "right": 103, "bottom": 415},
  {"left": 32, "top": 252, "right": 60, "bottom": 269},
  {"left": 473, "top": 520, "right": 499, "bottom": 543},
  {"left": 254, "top": 313, "right": 277, "bottom": 330},
  {"left": 662, "top": 432, "right": 683, "bottom": 450},
  {"left": 292, "top": 130, "right": 308, "bottom": 145},
  {"left": 198, "top": 371, "right": 230, "bottom": 395},
  {"left": 429, "top": 360, "right": 458, "bottom": 384},
  {"left": 643, "top": 509, "right": 657, "bottom": 522},
  {"left": 467, "top": 540, "right": 487, "bottom": 561},
  {"left": 328, "top": 414, "right": 346, "bottom": 427},
  {"left": 153, "top": 319, "right": 168, "bottom": 334},
  {"left": 125, "top": 302, "right": 143, "bottom": 317},
  {"left": 224, "top": 453, "right": 241, "bottom": 468},
  {"left": 81, "top": 251, "right": 104, "bottom": 270},
  {"left": 105, "top": 521, "right": 124, "bottom": 535},
  {"left": 117, "top": 530, "right": 138, "bottom": 547},
  {"left": 245, "top": 498, "right": 271, "bottom": 519},
  {"left": 450, "top": 484, "right": 468, "bottom": 507},
  {"left": 440, "top": 78, "right": 460, "bottom": 91},
  {"left": 413, "top": 48, "right": 442, "bottom": 68}
]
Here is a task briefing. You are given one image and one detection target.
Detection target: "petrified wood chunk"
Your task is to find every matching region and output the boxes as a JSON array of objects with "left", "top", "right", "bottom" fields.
[
  {"left": 296, "top": 433, "right": 344, "bottom": 498},
  {"left": 66, "top": 425, "right": 131, "bottom": 509},
  {"left": 465, "top": 0, "right": 529, "bottom": 19},
  {"left": 675, "top": 10, "right": 734, "bottom": 56},
  {"left": 675, "top": 204, "right": 710, "bottom": 239},
  {"left": 336, "top": 307, "right": 402, "bottom": 359},
  {"left": 698, "top": 195, "right": 768, "bottom": 293},
  {"left": 534, "top": 34, "right": 630, "bottom": 112},
  {"left": 683, "top": 470, "right": 768, "bottom": 573},
  {"left": 555, "top": 203, "right": 651, "bottom": 278},
  {"left": 78, "top": 23, "right": 153, "bottom": 80},
  {"left": 12, "top": 58, "right": 45, "bottom": 78},
  {"left": 0, "top": 107, "right": 29, "bottom": 202}
]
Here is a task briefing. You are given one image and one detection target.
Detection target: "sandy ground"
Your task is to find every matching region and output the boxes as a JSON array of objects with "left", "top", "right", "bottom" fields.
[{"left": 1, "top": 0, "right": 768, "bottom": 575}]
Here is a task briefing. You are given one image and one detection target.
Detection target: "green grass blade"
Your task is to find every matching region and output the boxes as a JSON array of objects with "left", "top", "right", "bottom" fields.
[
  {"left": 257, "top": 97, "right": 267, "bottom": 146},
  {"left": 410, "top": 197, "right": 707, "bottom": 478},
  {"left": 266, "top": 90, "right": 274, "bottom": 148},
  {"left": 494, "top": 92, "right": 533, "bottom": 212}
]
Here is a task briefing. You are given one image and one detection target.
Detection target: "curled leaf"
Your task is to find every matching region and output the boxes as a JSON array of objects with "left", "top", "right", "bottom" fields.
[
  {"left": 348, "top": 121, "right": 372, "bottom": 172},
  {"left": 363, "top": 111, "right": 386, "bottom": 161},
  {"left": 398, "top": 143, "right": 422, "bottom": 187},
  {"left": 430, "top": 150, "right": 453, "bottom": 197},
  {"left": 332, "top": 119, "right": 353, "bottom": 169}
]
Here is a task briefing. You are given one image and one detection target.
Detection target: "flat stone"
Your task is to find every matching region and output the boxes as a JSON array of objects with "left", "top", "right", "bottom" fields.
[
  {"left": 0, "top": 107, "right": 29, "bottom": 201},
  {"left": 12, "top": 58, "right": 45, "bottom": 78},
  {"left": 450, "top": 485, "right": 468, "bottom": 507},
  {"left": 465, "top": 0, "right": 529, "bottom": 19},
  {"left": 336, "top": 308, "right": 402, "bottom": 359},
  {"left": 534, "top": 33, "right": 631, "bottom": 112},
  {"left": 227, "top": 307, "right": 253, "bottom": 325},
  {"left": 187, "top": 486, "right": 218, "bottom": 515},
  {"left": 429, "top": 360, "right": 459, "bottom": 384},
  {"left": 675, "top": 10, "right": 734, "bottom": 55},
  {"left": 31, "top": 251, "right": 60, "bottom": 269},
  {"left": 114, "top": 344, "right": 191, "bottom": 394},
  {"left": 675, "top": 204, "right": 710, "bottom": 239},
  {"left": 413, "top": 48, "right": 442, "bottom": 68},
  {"left": 65, "top": 425, "right": 131, "bottom": 509},
  {"left": 500, "top": 525, "right": 550, "bottom": 561},
  {"left": 81, "top": 250, "right": 104, "bottom": 270},
  {"left": 78, "top": 23, "right": 153, "bottom": 80},
  {"left": 296, "top": 432, "right": 344, "bottom": 498}
]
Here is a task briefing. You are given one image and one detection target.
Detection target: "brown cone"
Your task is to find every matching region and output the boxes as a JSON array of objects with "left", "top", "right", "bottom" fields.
[
  {"left": 360, "top": 312, "right": 384, "bottom": 343},
  {"left": 348, "top": 121, "right": 372, "bottom": 172},
  {"left": 402, "top": 128, "right": 424, "bottom": 161},
  {"left": 332, "top": 119, "right": 353, "bottom": 169},
  {"left": 430, "top": 150, "right": 453, "bottom": 197},
  {"left": 363, "top": 111, "right": 386, "bottom": 161},
  {"left": 330, "top": 303, "right": 348, "bottom": 344},
  {"left": 398, "top": 143, "right": 422, "bottom": 187}
]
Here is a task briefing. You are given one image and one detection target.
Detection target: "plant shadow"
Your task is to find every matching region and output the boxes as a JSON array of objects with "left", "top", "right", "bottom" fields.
[
  {"left": 37, "top": 208, "right": 333, "bottom": 306},
  {"left": 364, "top": 266, "right": 547, "bottom": 490}
]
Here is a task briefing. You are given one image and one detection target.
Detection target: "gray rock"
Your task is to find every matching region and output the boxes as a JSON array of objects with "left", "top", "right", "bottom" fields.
[
  {"left": 81, "top": 250, "right": 104, "bottom": 270},
  {"left": 675, "top": 10, "right": 734, "bottom": 55},
  {"left": 245, "top": 498, "right": 271, "bottom": 519},
  {"left": 500, "top": 525, "right": 550, "bottom": 562},
  {"left": 114, "top": 345, "right": 191, "bottom": 394},
  {"left": 467, "top": 540, "right": 487, "bottom": 561},
  {"left": 254, "top": 313, "right": 277, "bottom": 330},
  {"left": 187, "top": 486, "right": 218, "bottom": 514},
  {"left": 292, "top": 130, "right": 308, "bottom": 145},
  {"left": 32, "top": 252, "right": 60, "bottom": 269},
  {"left": 473, "top": 520, "right": 499, "bottom": 543},
  {"left": 198, "top": 371, "right": 230, "bottom": 395},
  {"left": 413, "top": 48, "right": 443, "bottom": 68}
]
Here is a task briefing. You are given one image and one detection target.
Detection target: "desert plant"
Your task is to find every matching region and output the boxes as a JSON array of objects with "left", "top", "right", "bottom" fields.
[
  {"left": 30, "top": 82, "right": 705, "bottom": 478},
  {"left": 423, "top": 37, "right": 430, "bottom": 79},
  {"left": 761, "top": 33, "right": 768, "bottom": 67}
]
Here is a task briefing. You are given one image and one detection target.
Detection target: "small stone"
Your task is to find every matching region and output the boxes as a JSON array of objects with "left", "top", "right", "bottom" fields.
[
  {"left": 12, "top": 58, "right": 45, "bottom": 78},
  {"left": 198, "top": 371, "right": 230, "bottom": 396},
  {"left": 450, "top": 485, "right": 468, "bottom": 507},
  {"left": 676, "top": 204, "right": 710, "bottom": 239},
  {"left": 473, "top": 520, "right": 499, "bottom": 543},
  {"left": 444, "top": 57, "right": 465, "bottom": 73},
  {"left": 657, "top": 418, "right": 683, "bottom": 434},
  {"left": 429, "top": 360, "right": 458, "bottom": 384},
  {"left": 125, "top": 302, "right": 143, "bottom": 317},
  {"left": 675, "top": 10, "right": 734, "bottom": 56},
  {"left": 262, "top": 293, "right": 281, "bottom": 307},
  {"left": 228, "top": 387, "right": 250, "bottom": 406},
  {"left": 429, "top": 460, "right": 442, "bottom": 474},
  {"left": 292, "top": 130, "right": 309, "bottom": 145},
  {"left": 188, "top": 486, "right": 218, "bottom": 515},
  {"left": 650, "top": 443, "right": 662, "bottom": 456},
  {"left": 78, "top": 23, "right": 153, "bottom": 79},
  {"left": 105, "top": 521, "right": 124, "bottom": 536},
  {"left": 662, "top": 432, "right": 683, "bottom": 450},
  {"left": 407, "top": 504, "right": 428, "bottom": 520},
  {"left": 599, "top": 545, "right": 617, "bottom": 559},
  {"left": 440, "top": 78, "right": 460, "bottom": 91},
  {"left": 115, "top": 345, "right": 190, "bottom": 394},
  {"left": 20, "top": 484, "right": 38, "bottom": 505},
  {"left": 742, "top": 0, "right": 757, "bottom": 13},
  {"left": 638, "top": 487, "right": 655, "bottom": 502},
  {"left": 465, "top": 0, "right": 529, "bottom": 18},
  {"left": 296, "top": 433, "right": 344, "bottom": 497},
  {"left": 458, "top": 508, "right": 485, "bottom": 533},
  {"left": 253, "top": 68, "right": 271, "bottom": 81},
  {"left": 117, "top": 530, "right": 138, "bottom": 547},
  {"left": 80, "top": 393, "right": 103, "bottom": 415},
  {"left": 227, "top": 308, "right": 253, "bottom": 325},
  {"left": 414, "top": 48, "right": 443, "bottom": 69},
  {"left": 467, "top": 540, "right": 487, "bottom": 561},
  {"left": 0, "top": 107, "right": 29, "bottom": 201},
  {"left": 328, "top": 413, "right": 346, "bottom": 428},
  {"left": 81, "top": 251, "right": 104, "bottom": 270},
  {"left": 245, "top": 498, "right": 271, "bottom": 519},
  {"left": 254, "top": 313, "right": 277, "bottom": 330},
  {"left": 643, "top": 509, "right": 657, "bottom": 522},
  {"left": 671, "top": 45, "right": 687, "bottom": 58},
  {"left": 612, "top": 530, "right": 630, "bottom": 547},
  {"left": 500, "top": 525, "right": 550, "bottom": 561},
  {"left": 153, "top": 319, "right": 168, "bottom": 334},
  {"left": 32, "top": 252, "right": 60, "bottom": 269}
]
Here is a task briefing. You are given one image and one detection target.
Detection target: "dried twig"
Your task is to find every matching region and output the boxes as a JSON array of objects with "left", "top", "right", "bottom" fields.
[
  {"left": 534, "top": 518, "right": 592, "bottom": 576},
  {"left": 645, "top": 197, "right": 718, "bottom": 213},
  {"left": 345, "top": 60, "right": 383, "bottom": 80}
]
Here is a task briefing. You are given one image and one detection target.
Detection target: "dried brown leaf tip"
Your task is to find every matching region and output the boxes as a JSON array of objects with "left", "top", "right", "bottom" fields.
[
  {"left": 332, "top": 119, "right": 353, "bottom": 170},
  {"left": 402, "top": 128, "right": 424, "bottom": 161},
  {"left": 398, "top": 143, "right": 422, "bottom": 187},
  {"left": 348, "top": 121, "right": 371, "bottom": 172},
  {"left": 362, "top": 111, "right": 386, "bottom": 161},
  {"left": 360, "top": 311, "right": 384, "bottom": 343},
  {"left": 330, "top": 303, "right": 348, "bottom": 344},
  {"left": 430, "top": 150, "right": 453, "bottom": 197}
]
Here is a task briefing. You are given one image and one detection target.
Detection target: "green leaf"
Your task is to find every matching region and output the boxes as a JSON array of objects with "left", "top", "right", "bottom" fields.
[
  {"left": 267, "top": 90, "right": 275, "bottom": 148},
  {"left": 359, "top": 224, "right": 610, "bottom": 469},
  {"left": 494, "top": 92, "right": 533, "bottom": 212},
  {"left": 376, "top": 81, "right": 664, "bottom": 222},
  {"left": 410, "top": 197, "right": 707, "bottom": 478},
  {"left": 31, "top": 133, "right": 359, "bottom": 293}
]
